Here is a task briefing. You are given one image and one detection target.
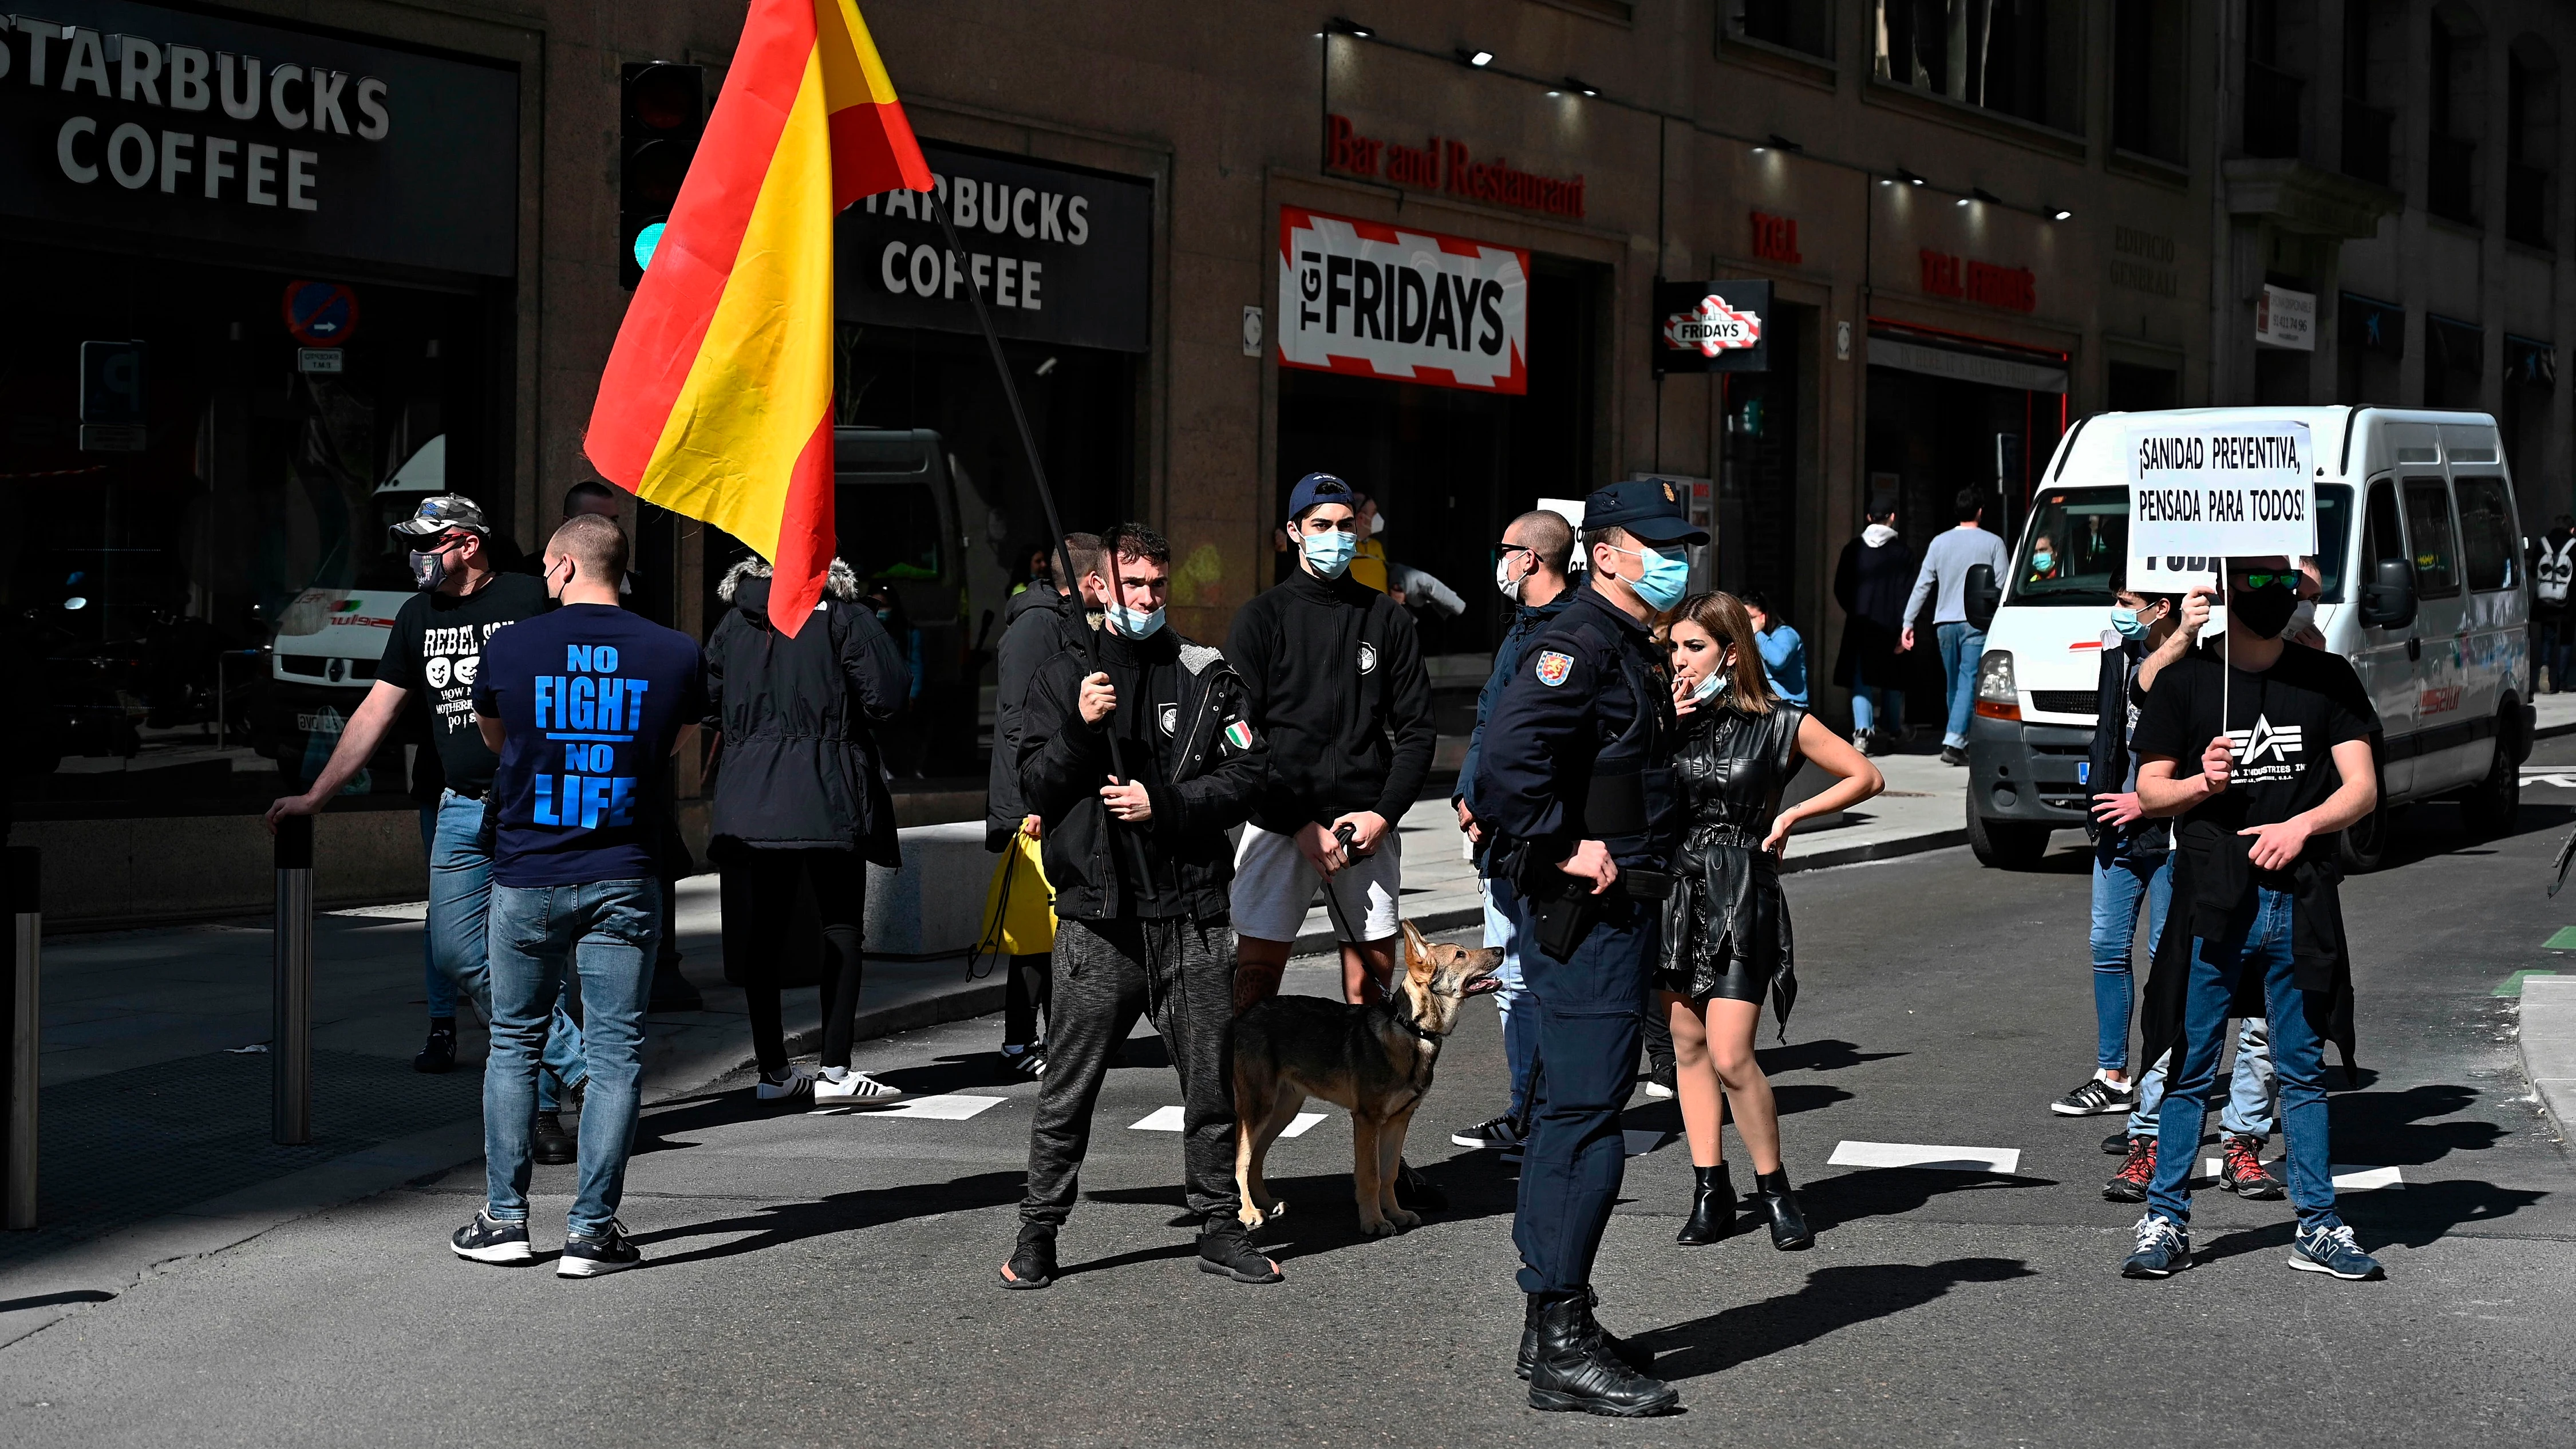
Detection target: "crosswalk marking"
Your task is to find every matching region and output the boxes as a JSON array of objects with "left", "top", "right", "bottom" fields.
[
  {"left": 2519, "top": 771, "right": 2576, "bottom": 789},
  {"left": 1828, "top": 1140, "right": 2021, "bottom": 1174},
  {"left": 1132, "top": 1105, "right": 1326, "bottom": 1138},
  {"left": 2196, "top": 1159, "right": 2403, "bottom": 1191},
  {"left": 858, "top": 1093, "right": 1008, "bottom": 1120}
]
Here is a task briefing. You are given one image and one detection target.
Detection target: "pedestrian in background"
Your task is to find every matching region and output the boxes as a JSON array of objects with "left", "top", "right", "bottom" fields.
[
  {"left": 983, "top": 533, "right": 1103, "bottom": 1076},
  {"left": 706, "top": 555, "right": 910, "bottom": 1107},
  {"left": 1899, "top": 488, "right": 2011, "bottom": 765},
  {"left": 1738, "top": 591, "right": 1808, "bottom": 707},
  {"left": 1450, "top": 508, "right": 1577, "bottom": 1156},
  {"left": 2531, "top": 514, "right": 2575, "bottom": 693},
  {"left": 453, "top": 513, "right": 704, "bottom": 1277},
  {"left": 267, "top": 494, "right": 588, "bottom": 1164},
  {"left": 1832, "top": 503, "right": 1915, "bottom": 755}
]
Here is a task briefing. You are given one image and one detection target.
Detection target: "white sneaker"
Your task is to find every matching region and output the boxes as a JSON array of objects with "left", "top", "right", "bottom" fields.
[
  {"left": 813, "top": 1069, "right": 908, "bottom": 1107},
  {"left": 754, "top": 1065, "right": 816, "bottom": 1100}
]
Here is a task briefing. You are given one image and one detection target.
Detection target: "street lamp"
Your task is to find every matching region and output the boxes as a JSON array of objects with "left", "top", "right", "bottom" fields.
[{"left": 1459, "top": 46, "right": 1494, "bottom": 66}]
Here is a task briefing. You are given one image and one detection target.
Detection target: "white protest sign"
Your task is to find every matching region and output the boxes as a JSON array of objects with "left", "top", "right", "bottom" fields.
[{"left": 2127, "top": 421, "right": 2317, "bottom": 565}]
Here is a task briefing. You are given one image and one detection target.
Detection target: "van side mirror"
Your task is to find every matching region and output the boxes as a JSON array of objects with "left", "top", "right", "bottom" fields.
[
  {"left": 2361, "top": 556, "right": 2417, "bottom": 630},
  {"left": 1964, "top": 563, "right": 2002, "bottom": 630}
]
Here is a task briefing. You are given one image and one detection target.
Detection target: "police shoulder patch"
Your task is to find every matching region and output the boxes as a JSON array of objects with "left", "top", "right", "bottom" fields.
[{"left": 1535, "top": 650, "right": 1574, "bottom": 687}]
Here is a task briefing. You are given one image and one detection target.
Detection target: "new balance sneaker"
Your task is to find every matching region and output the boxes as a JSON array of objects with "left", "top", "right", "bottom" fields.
[
  {"left": 2221, "top": 1135, "right": 2286, "bottom": 1199},
  {"left": 2050, "top": 1072, "right": 2138, "bottom": 1117},
  {"left": 2120, "top": 1213, "right": 2192, "bottom": 1278},
  {"left": 450, "top": 1210, "right": 533, "bottom": 1265},
  {"left": 531, "top": 1109, "right": 576, "bottom": 1166},
  {"left": 2289, "top": 1222, "right": 2385, "bottom": 1281},
  {"left": 558, "top": 1219, "right": 642, "bottom": 1277},
  {"left": 1452, "top": 1114, "right": 1525, "bottom": 1151},
  {"left": 813, "top": 1069, "right": 907, "bottom": 1107},
  {"left": 2103, "top": 1134, "right": 2156, "bottom": 1203},
  {"left": 754, "top": 1065, "right": 816, "bottom": 1101}
]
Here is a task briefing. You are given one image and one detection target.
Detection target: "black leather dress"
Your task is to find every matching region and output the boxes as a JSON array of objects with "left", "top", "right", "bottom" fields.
[{"left": 1655, "top": 702, "right": 1804, "bottom": 1028}]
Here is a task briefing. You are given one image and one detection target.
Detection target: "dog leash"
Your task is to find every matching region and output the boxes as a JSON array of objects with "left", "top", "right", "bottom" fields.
[{"left": 1317, "top": 822, "right": 1368, "bottom": 947}]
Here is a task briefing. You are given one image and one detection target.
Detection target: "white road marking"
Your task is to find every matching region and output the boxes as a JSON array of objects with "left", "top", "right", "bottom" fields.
[
  {"left": 860, "top": 1093, "right": 1008, "bottom": 1120},
  {"left": 1133, "top": 1105, "right": 1325, "bottom": 1137},
  {"left": 2199, "top": 1158, "right": 2403, "bottom": 1190},
  {"left": 2519, "top": 771, "right": 2576, "bottom": 789},
  {"left": 1827, "top": 1140, "right": 2022, "bottom": 1174}
]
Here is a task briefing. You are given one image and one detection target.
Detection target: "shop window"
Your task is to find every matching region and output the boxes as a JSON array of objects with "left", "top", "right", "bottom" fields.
[
  {"left": 2427, "top": 7, "right": 2487, "bottom": 226},
  {"left": 2453, "top": 477, "right": 2518, "bottom": 591},
  {"left": 1730, "top": 0, "right": 1832, "bottom": 59},
  {"left": 2403, "top": 478, "right": 2461, "bottom": 598},
  {"left": 2337, "top": 293, "right": 2405, "bottom": 405},
  {"left": 2111, "top": 0, "right": 2187, "bottom": 163},
  {"left": 2507, "top": 40, "right": 2558, "bottom": 248},
  {"left": 1871, "top": 0, "right": 2081, "bottom": 133},
  {"left": 2340, "top": 0, "right": 2400, "bottom": 184}
]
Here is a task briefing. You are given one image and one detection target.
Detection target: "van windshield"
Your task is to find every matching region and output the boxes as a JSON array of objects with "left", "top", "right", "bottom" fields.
[{"left": 2006, "top": 483, "right": 2354, "bottom": 605}]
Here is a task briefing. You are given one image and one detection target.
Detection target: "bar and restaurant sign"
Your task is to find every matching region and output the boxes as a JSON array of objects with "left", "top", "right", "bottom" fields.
[
  {"left": 1276, "top": 206, "right": 1528, "bottom": 394},
  {"left": 1323, "top": 115, "right": 1585, "bottom": 220}
]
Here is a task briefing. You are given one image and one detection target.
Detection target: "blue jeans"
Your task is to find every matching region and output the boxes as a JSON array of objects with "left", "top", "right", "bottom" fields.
[
  {"left": 2088, "top": 852, "right": 2172, "bottom": 1072},
  {"left": 419, "top": 804, "right": 457, "bottom": 1022},
  {"left": 483, "top": 878, "right": 661, "bottom": 1239},
  {"left": 429, "top": 789, "right": 586, "bottom": 1110},
  {"left": 1483, "top": 875, "right": 1538, "bottom": 1122},
  {"left": 1850, "top": 684, "right": 1905, "bottom": 737},
  {"left": 1935, "top": 621, "right": 1985, "bottom": 748},
  {"left": 2146, "top": 888, "right": 2337, "bottom": 1229},
  {"left": 2129, "top": 1016, "right": 2275, "bottom": 1140},
  {"left": 1513, "top": 887, "right": 1657, "bottom": 1296}
]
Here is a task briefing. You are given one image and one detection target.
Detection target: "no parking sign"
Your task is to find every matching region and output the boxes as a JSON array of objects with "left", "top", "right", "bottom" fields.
[{"left": 282, "top": 281, "right": 361, "bottom": 346}]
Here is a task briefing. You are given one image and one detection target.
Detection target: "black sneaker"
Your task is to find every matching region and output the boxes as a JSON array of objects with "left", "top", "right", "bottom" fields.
[
  {"left": 2050, "top": 1073, "right": 2139, "bottom": 1117},
  {"left": 1451, "top": 1114, "right": 1524, "bottom": 1150},
  {"left": 1940, "top": 745, "right": 1968, "bottom": 766},
  {"left": 2221, "top": 1135, "right": 2286, "bottom": 1199},
  {"left": 1393, "top": 1160, "right": 1447, "bottom": 1214},
  {"left": 1198, "top": 1219, "right": 1284, "bottom": 1284},
  {"left": 449, "top": 1210, "right": 533, "bottom": 1265},
  {"left": 413, "top": 1026, "right": 457, "bottom": 1075},
  {"left": 2101, "top": 1129, "right": 2136, "bottom": 1156},
  {"left": 532, "top": 1109, "right": 576, "bottom": 1166},
  {"left": 557, "top": 1219, "right": 642, "bottom": 1277},
  {"left": 999, "top": 1224, "right": 1057, "bottom": 1290}
]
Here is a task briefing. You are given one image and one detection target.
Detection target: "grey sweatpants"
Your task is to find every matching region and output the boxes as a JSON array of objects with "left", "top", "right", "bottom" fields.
[{"left": 1020, "top": 916, "right": 1240, "bottom": 1227}]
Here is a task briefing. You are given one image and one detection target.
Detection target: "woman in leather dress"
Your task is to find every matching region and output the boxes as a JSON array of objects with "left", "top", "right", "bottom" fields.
[{"left": 1659, "top": 593, "right": 1884, "bottom": 1250}]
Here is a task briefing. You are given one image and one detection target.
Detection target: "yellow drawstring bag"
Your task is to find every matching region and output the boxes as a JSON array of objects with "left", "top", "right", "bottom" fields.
[{"left": 978, "top": 832, "right": 1056, "bottom": 956}]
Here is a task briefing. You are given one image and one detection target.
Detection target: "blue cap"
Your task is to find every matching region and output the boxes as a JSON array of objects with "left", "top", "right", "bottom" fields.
[
  {"left": 1583, "top": 479, "right": 1708, "bottom": 544},
  {"left": 1287, "top": 472, "right": 1358, "bottom": 520}
]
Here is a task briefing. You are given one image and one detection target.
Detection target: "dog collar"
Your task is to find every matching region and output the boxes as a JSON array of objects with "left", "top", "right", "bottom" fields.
[{"left": 1391, "top": 997, "right": 1441, "bottom": 1042}]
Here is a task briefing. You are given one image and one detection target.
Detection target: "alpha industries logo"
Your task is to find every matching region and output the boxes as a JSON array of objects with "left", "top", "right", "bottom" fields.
[{"left": 2226, "top": 715, "right": 2306, "bottom": 783}]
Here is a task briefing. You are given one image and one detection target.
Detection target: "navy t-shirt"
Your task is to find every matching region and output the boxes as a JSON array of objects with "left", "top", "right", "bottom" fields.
[{"left": 473, "top": 603, "right": 707, "bottom": 889}]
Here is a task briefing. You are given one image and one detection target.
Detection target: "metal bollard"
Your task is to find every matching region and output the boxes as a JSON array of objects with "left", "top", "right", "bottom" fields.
[
  {"left": 6, "top": 846, "right": 37, "bottom": 1230},
  {"left": 274, "top": 816, "right": 314, "bottom": 1146}
]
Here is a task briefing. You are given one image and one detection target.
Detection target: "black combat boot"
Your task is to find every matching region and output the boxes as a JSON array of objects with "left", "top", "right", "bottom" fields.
[
  {"left": 1524, "top": 1293, "right": 1678, "bottom": 1417},
  {"left": 1752, "top": 1166, "right": 1814, "bottom": 1250},
  {"left": 1674, "top": 1162, "right": 1737, "bottom": 1246},
  {"left": 1515, "top": 1287, "right": 1653, "bottom": 1380}
]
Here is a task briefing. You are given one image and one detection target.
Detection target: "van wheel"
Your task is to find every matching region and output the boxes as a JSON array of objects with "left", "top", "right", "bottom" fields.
[
  {"left": 2338, "top": 795, "right": 2389, "bottom": 872},
  {"left": 1966, "top": 796, "right": 2051, "bottom": 869},
  {"left": 2459, "top": 732, "right": 2520, "bottom": 837}
]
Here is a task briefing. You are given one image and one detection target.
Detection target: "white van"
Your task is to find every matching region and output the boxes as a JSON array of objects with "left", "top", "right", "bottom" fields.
[{"left": 1966, "top": 406, "right": 2534, "bottom": 871}]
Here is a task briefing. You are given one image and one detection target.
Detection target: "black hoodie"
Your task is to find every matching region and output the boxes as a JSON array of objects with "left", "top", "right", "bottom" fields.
[
  {"left": 984, "top": 585, "right": 1094, "bottom": 848},
  {"left": 1223, "top": 567, "right": 1435, "bottom": 835}
]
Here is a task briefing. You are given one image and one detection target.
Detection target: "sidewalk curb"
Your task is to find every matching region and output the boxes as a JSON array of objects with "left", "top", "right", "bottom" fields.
[{"left": 2518, "top": 974, "right": 2576, "bottom": 1144}]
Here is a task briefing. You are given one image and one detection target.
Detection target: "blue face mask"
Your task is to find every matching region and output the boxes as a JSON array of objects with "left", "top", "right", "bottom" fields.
[
  {"left": 2110, "top": 605, "right": 2149, "bottom": 640},
  {"left": 1691, "top": 669, "right": 1728, "bottom": 703},
  {"left": 2032, "top": 551, "right": 2055, "bottom": 573},
  {"left": 1105, "top": 601, "right": 1165, "bottom": 639},
  {"left": 1300, "top": 527, "right": 1359, "bottom": 578},
  {"left": 1608, "top": 542, "right": 1691, "bottom": 611}
]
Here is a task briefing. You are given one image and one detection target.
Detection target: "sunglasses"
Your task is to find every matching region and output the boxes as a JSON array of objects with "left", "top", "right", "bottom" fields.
[{"left": 2234, "top": 572, "right": 2296, "bottom": 590}]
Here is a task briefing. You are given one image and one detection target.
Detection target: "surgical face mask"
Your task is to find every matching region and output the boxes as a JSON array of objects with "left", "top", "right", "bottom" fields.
[
  {"left": 1691, "top": 669, "right": 1729, "bottom": 704},
  {"left": 408, "top": 548, "right": 448, "bottom": 592},
  {"left": 1606, "top": 542, "right": 1692, "bottom": 611},
  {"left": 2230, "top": 582, "right": 2298, "bottom": 640},
  {"left": 1495, "top": 553, "right": 1527, "bottom": 602},
  {"left": 2110, "top": 605, "right": 2151, "bottom": 641},
  {"left": 1369, "top": 511, "right": 1388, "bottom": 538},
  {"left": 2032, "top": 551, "right": 2055, "bottom": 573},
  {"left": 1301, "top": 527, "right": 1359, "bottom": 578},
  {"left": 1105, "top": 599, "right": 1165, "bottom": 639}
]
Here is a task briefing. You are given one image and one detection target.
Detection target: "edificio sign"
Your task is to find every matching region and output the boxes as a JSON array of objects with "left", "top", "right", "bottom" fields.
[
  {"left": 1276, "top": 206, "right": 1528, "bottom": 394},
  {"left": 0, "top": 0, "right": 519, "bottom": 275},
  {"left": 840, "top": 142, "right": 1151, "bottom": 354}
]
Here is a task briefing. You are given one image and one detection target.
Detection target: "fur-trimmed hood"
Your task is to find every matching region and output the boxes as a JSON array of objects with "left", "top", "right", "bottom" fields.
[{"left": 717, "top": 556, "right": 862, "bottom": 606}]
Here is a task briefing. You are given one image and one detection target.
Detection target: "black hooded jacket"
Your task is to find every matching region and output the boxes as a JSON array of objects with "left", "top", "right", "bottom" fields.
[
  {"left": 1223, "top": 567, "right": 1435, "bottom": 835},
  {"left": 984, "top": 585, "right": 1093, "bottom": 850},
  {"left": 703, "top": 558, "right": 908, "bottom": 866}
]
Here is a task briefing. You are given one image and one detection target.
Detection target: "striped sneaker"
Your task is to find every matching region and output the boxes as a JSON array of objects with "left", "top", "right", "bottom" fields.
[
  {"left": 813, "top": 1069, "right": 907, "bottom": 1107},
  {"left": 2051, "top": 1073, "right": 2138, "bottom": 1117}
]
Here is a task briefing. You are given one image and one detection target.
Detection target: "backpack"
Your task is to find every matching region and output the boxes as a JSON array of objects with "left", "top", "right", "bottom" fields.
[{"left": 2539, "top": 536, "right": 2575, "bottom": 608}]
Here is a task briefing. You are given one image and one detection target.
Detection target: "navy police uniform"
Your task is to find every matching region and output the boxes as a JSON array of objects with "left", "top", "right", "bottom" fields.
[{"left": 1479, "top": 480, "right": 1700, "bottom": 1298}]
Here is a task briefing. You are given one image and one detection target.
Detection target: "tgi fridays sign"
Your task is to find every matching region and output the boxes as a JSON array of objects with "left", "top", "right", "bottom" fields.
[
  {"left": 1652, "top": 279, "right": 1771, "bottom": 374},
  {"left": 1277, "top": 206, "right": 1528, "bottom": 394}
]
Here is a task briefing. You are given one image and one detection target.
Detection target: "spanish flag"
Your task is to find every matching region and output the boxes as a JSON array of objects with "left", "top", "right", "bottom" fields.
[{"left": 584, "top": 0, "right": 932, "bottom": 635}]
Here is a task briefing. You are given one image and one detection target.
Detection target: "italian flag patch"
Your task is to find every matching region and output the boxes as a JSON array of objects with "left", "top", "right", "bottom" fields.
[{"left": 1224, "top": 720, "right": 1255, "bottom": 750}]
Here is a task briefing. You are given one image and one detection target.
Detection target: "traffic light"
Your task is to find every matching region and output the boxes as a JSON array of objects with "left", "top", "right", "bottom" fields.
[{"left": 619, "top": 62, "right": 705, "bottom": 290}]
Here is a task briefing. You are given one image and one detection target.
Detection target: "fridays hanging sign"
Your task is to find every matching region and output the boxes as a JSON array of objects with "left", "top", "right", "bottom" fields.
[{"left": 1277, "top": 206, "right": 1528, "bottom": 394}]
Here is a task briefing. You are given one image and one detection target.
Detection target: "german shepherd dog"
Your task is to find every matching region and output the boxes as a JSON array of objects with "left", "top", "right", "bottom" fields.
[{"left": 1233, "top": 922, "right": 1502, "bottom": 1236}]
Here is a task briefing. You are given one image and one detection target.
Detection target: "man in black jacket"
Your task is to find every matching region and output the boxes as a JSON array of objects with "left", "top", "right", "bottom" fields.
[
  {"left": 982, "top": 532, "right": 1102, "bottom": 1075},
  {"left": 998, "top": 523, "right": 1278, "bottom": 1290},
  {"left": 1225, "top": 473, "right": 1437, "bottom": 1010}
]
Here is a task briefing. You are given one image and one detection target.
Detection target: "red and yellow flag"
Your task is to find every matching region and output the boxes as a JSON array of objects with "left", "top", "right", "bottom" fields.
[{"left": 584, "top": 0, "right": 931, "bottom": 634}]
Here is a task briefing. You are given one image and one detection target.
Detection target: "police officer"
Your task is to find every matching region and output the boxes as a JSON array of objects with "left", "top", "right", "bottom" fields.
[{"left": 1478, "top": 480, "right": 1701, "bottom": 1418}]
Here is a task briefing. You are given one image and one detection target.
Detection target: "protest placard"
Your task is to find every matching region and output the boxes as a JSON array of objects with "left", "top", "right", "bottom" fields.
[{"left": 2127, "top": 420, "right": 2317, "bottom": 563}]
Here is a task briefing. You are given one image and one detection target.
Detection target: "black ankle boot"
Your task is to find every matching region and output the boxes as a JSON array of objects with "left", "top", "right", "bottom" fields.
[
  {"left": 1515, "top": 1287, "right": 1653, "bottom": 1380},
  {"left": 1753, "top": 1167, "right": 1814, "bottom": 1250},
  {"left": 1524, "top": 1294, "right": 1678, "bottom": 1418},
  {"left": 1674, "top": 1163, "right": 1737, "bottom": 1246}
]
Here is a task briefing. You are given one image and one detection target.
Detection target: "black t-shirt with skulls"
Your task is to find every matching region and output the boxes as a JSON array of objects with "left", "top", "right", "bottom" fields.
[{"left": 376, "top": 572, "right": 551, "bottom": 797}]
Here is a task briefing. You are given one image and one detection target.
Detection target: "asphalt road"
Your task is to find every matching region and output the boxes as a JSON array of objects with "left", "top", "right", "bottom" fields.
[{"left": 5, "top": 762, "right": 2574, "bottom": 1447}]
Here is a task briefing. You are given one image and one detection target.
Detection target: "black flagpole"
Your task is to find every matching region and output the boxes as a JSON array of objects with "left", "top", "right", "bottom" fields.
[{"left": 933, "top": 198, "right": 1126, "bottom": 783}]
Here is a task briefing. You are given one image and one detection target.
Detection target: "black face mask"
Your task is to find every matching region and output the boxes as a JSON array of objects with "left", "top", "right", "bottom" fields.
[
  {"left": 2231, "top": 582, "right": 2298, "bottom": 640},
  {"left": 408, "top": 548, "right": 448, "bottom": 591}
]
